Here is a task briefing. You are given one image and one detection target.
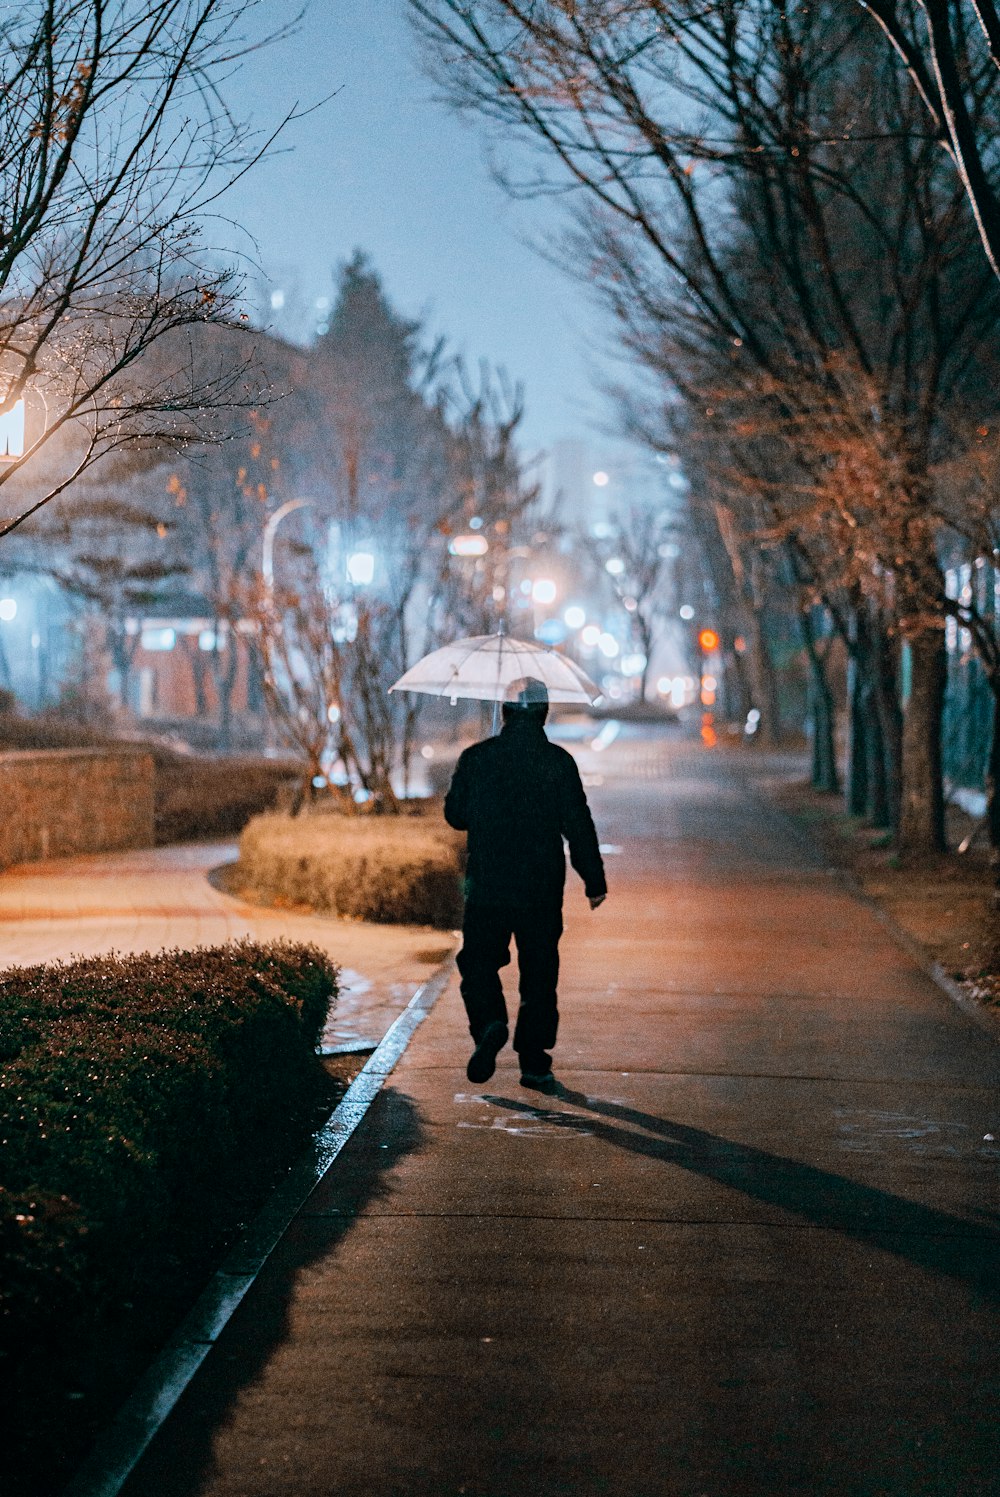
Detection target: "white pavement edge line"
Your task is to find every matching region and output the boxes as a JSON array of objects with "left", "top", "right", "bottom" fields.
[{"left": 61, "top": 956, "right": 456, "bottom": 1497}]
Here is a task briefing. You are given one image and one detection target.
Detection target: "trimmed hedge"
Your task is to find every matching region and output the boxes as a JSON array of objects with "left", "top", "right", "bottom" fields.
[
  {"left": 153, "top": 751, "right": 298, "bottom": 844},
  {"left": 0, "top": 713, "right": 298, "bottom": 846},
  {"left": 0, "top": 941, "right": 338, "bottom": 1488},
  {"left": 236, "top": 808, "right": 464, "bottom": 927}
]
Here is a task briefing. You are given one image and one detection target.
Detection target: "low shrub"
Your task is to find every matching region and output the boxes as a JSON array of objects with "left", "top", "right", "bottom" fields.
[
  {"left": 236, "top": 807, "right": 464, "bottom": 927},
  {"left": 0, "top": 940, "right": 338, "bottom": 1493},
  {"left": 152, "top": 751, "right": 298, "bottom": 843},
  {"left": 0, "top": 712, "right": 297, "bottom": 846}
]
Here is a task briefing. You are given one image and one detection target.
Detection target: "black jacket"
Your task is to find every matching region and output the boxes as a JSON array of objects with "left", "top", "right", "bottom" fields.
[{"left": 444, "top": 716, "right": 607, "bottom": 908}]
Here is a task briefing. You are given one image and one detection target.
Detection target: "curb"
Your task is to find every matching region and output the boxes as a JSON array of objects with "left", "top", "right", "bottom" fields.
[
  {"left": 62, "top": 956, "right": 456, "bottom": 1497},
  {"left": 838, "top": 880, "right": 1000, "bottom": 1042},
  {"left": 747, "top": 767, "right": 1000, "bottom": 1043}
]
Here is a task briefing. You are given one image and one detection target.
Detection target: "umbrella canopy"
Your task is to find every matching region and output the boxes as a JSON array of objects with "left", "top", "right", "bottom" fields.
[{"left": 389, "top": 632, "right": 603, "bottom": 705}]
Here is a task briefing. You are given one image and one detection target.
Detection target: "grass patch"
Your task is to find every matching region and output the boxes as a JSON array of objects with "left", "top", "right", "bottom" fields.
[
  {"left": 235, "top": 807, "right": 464, "bottom": 927},
  {"left": 0, "top": 940, "right": 339, "bottom": 1496}
]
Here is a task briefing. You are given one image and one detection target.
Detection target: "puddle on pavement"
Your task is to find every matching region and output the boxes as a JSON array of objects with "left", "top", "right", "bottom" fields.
[
  {"left": 834, "top": 1107, "right": 1000, "bottom": 1157},
  {"left": 453, "top": 1091, "right": 595, "bottom": 1136}
]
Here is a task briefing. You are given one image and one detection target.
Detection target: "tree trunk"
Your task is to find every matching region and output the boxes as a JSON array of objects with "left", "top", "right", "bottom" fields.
[
  {"left": 865, "top": 689, "right": 893, "bottom": 830},
  {"left": 846, "top": 645, "right": 869, "bottom": 815},
  {"left": 983, "top": 679, "right": 1000, "bottom": 902},
  {"left": 636, "top": 614, "right": 655, "bottom": 702},
  {"left": 800, "top": 609, "right": 838, "bottom": 793},
  {"left": 108, "top": 627, "right": 135, "bottom": 714},
  {"left": 185, "top": 640, "right": 209, "bottom": 716},
  {"left": 745, "top": 609, "right": 783, "bottom": 746},
  {"left": 810, "top": 669, "right": 838, "bottom": 794},
  {"left": 899, "top": 630, "right": 946, "bottom": 855},
  {"left": 864, "top": 622, "right": 902, "bottom": 833},
  {"left": 720, "top": 644, "right": 747, "bottom": 725},
  {"left": 210, "top": 624, "right": 239, "bottom": 751}
]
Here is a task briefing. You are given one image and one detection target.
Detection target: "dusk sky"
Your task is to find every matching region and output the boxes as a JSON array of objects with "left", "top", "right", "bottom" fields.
[{"left": 222, "top": 0, "right": 622, "bottom": 462}]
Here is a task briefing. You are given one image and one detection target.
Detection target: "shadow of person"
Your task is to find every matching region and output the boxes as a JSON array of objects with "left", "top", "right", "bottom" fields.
[
  {"left": 118, "top": 1087, "right": 425, "bottom": 1497},
  {"left": 483, "top": 1088, "right": 1000, "bottom": 1305}
]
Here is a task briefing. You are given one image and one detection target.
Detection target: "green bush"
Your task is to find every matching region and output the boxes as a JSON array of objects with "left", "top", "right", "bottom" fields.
[
  {"left": 236, "top": 807, "right": 464, "bottom": 927},
  {"left": 0, "top": 939, "right": 338, "bottom": 1474}
]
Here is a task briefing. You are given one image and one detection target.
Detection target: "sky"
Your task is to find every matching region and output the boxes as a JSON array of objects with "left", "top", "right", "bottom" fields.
[{"left": 219, "top": 0, "right": 623, "bottom": 463}]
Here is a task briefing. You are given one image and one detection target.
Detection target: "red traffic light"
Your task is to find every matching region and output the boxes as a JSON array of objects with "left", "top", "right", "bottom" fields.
[{"left": 698, "top": 628, "right": 720, "bottom": 652}]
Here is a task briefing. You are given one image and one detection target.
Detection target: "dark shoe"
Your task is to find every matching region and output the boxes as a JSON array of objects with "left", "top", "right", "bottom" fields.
[
  {"left": 467, "top": 1021, "right": 508, "bottom": 1084},
  {"left": 520, "top": 1068, "right": 559, "bottom": 1096}
]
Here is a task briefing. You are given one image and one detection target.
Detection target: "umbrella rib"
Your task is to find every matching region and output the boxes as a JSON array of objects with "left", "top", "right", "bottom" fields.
[{"left": 442, "top": 635, "right": 497, "bottom": 683}]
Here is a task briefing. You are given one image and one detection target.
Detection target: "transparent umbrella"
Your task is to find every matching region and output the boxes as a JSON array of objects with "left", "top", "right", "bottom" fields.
[{"left": 389, "top": 631, "right": 602, "bottom": 729}]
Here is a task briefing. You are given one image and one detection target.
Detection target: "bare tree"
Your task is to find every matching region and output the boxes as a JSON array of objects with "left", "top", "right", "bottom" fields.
[
  {"left": 411, "top": 0, "right": 1000, "bottom": 854},
  {"left": 434, "top": 361, "right": 541, "bottom": 640},
  {"left": 35, "top": 443, "right": 189, "bottom": 712},
  {"left": 855, "top": 0, "right": 1000, "bottom": 283},
  {"left": 252, "top": 543, "right": 404, "bottom": 813},
  {"left": 0, "top": 0, "right": 305, "bottom": 541},
  {"left": 583, "top": 499, "right": 682, "bottom": 703},
  {"left": 170, "top": 333, "right": 310, "bottom": 748}
]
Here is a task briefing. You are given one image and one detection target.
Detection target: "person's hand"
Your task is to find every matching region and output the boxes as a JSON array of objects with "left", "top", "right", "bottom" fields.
[{"left": 588, "top": 894, "right": 606, "bottom": 910}]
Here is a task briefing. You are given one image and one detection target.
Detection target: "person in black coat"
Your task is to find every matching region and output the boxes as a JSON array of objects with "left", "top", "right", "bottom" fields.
[{"left": 443, "top": 676, "right": 607, "bottom": 1094}]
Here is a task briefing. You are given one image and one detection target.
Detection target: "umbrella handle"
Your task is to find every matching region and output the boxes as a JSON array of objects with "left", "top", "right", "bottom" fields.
[{"left": 491, "top": 698, "right": 500, "bottom": 735}]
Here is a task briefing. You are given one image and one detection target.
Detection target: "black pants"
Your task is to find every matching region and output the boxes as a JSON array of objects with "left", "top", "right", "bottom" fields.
[{"left": 457, "top": 901, "right": 563, "bottom": 1065}]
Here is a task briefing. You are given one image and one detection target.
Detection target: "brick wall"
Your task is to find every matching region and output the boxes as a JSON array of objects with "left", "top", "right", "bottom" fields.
[{"left": 0, "top": 749, "right": 155, "bottom": 867}]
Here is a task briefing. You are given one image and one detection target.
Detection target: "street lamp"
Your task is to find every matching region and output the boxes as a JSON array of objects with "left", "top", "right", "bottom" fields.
[
  {"left": 346, "top": 550, "right": 376, "bottom": 586},
  {"left": 449, "top": 534, "right": 489, "bottom": 557},
  {"left": 262, "top": 498, "right": 313, "bottom": 590}
]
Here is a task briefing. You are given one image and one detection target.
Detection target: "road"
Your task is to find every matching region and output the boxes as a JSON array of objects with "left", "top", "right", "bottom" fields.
[{"left": 104, "top": 726, "right": 1000, "bottom": 1497}]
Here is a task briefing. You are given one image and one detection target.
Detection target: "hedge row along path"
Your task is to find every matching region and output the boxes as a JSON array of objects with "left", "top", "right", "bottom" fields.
[{"left": 0, "top": 841, "right": 456, "bottom": 1053}]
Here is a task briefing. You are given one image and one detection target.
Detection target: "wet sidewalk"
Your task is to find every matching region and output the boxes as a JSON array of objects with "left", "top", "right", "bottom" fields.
[
  {"left": 110, "top": 745, "right": 1000, "bottom": 1495},
  {"left": 0, "top": 842, "right": 455, "bottom": 1052}
]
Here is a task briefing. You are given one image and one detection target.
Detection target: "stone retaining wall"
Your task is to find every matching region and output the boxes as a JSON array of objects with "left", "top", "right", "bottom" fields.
[{"left": 0, "top": 748, "right": 155, "bottom": 867}]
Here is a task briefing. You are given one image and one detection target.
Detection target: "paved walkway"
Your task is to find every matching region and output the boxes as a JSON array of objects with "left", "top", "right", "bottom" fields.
[
  {"left": 0, "top": 842, "right": 455, "bottom": 1051},
  {"left": 107, "top": 740, "right": 1000, "bottom": 1493}
]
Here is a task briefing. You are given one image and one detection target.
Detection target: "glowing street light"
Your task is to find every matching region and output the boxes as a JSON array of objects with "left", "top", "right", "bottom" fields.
[
  {"left": 581, "top": 624, "right": 601, "bottom": 647},
  {"left": 346, "top": 551, "right": 376, "bottom": 586},
  {"left": 531, "top": 577, "right": 557, "bottom": 605},
  {"left": 593, "top": 470, "right": 610, "bottom": 487},
  {"left": 605, "top": 558, "right": 625, "bottom": 577},
  {"left": 449, "top": 534, "right": 489, "bottom": 557},
  {"left": 0, "top": 598, "right": 16, "bottom": 621},
  {"left": 564, "top": 605, "right": 586, "bottom": 629}
]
